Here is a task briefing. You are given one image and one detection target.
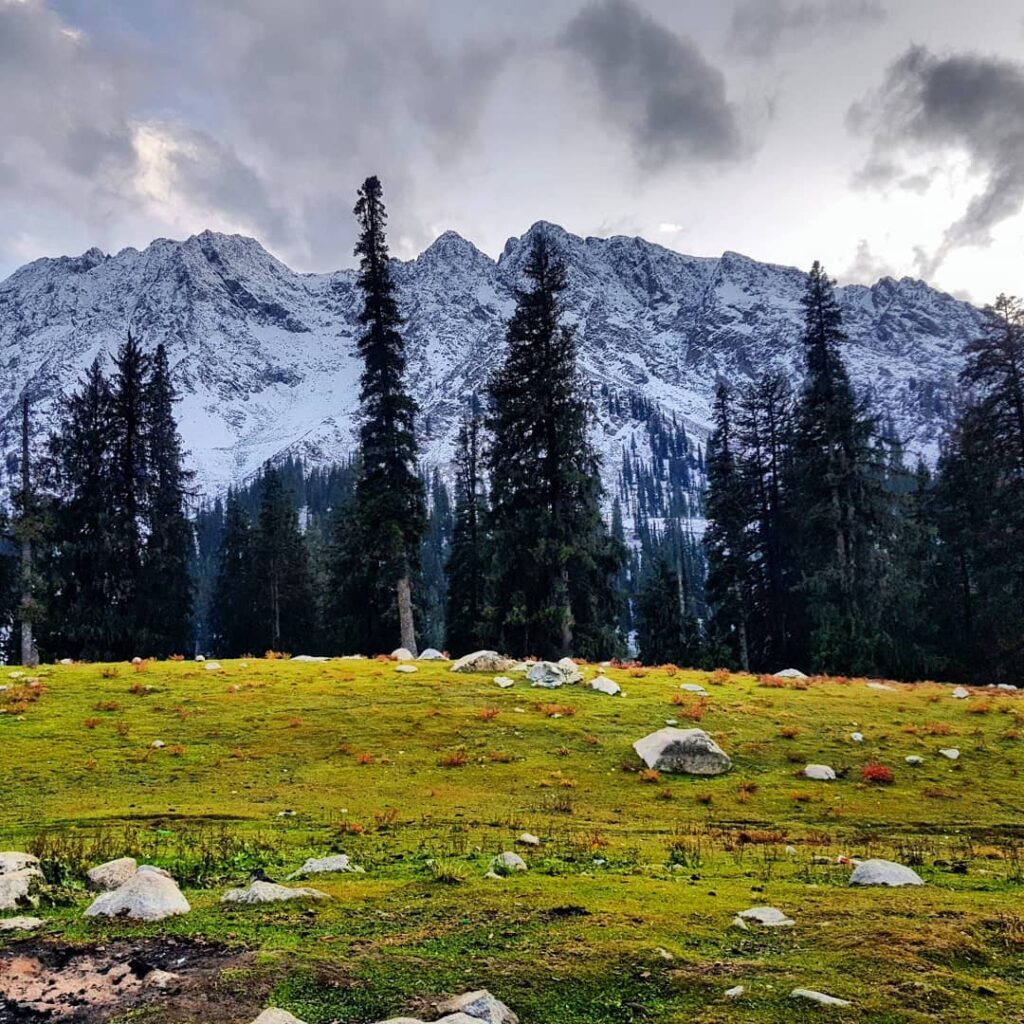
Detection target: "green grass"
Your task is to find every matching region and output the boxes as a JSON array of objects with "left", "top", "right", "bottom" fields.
[{"left": 3, "top": 658, "right": 1024, "bottom": 1022}]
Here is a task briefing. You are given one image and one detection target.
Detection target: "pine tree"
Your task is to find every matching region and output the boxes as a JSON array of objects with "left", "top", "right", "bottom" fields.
[
  {"left": 212, "top": 491, "right": 259, "bottom": 656},
  {"left": 332, "top": 175, "right": 426, "bottom": 654},
  {"left": 703, "top": 383, "right": 750, "bottom": 670},
  {"left": 446, "top": 401, "right": 491, "bottom": 653},
  {"left": 254, "top": 465, "right": 315, "bottom": 653},
  {"left": 108, "top": 331, "right": 152, "bottom": 650},
  {"left": 635, "top": 547, "right": 701, "bottom": 666},
  {"left": 787, "top": 262, "right": 886, "bottom": 673},
  {"left": 486, "top": 232, "right": 623, "bottom": 658},
  {"left": 140, "top": 344, "right": 194, "bottom": 655},
  {"left": 47, "top": 361, "right": 121, "bottom": 658},
  {"left": 419, "top": 469, "right": 453, "bottom": 650}
]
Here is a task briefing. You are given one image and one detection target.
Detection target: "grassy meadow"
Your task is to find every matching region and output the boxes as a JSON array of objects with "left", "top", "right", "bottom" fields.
[{"left": 3, "top": 657, "right": 1024, "bottom": 1023}]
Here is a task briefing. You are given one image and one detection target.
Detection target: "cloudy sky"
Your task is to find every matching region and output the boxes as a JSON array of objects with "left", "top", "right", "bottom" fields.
[{"left": 1, "top": 0, "right": 1022, "bottom": 302}]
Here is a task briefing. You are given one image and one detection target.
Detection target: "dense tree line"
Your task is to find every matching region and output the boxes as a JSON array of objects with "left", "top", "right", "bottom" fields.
[
  {"left": 4, "top": 176, "right": 1019, "bottom": 679},
  {"left": 698, "top": 266, "right": 1024, "bottom": 685}
]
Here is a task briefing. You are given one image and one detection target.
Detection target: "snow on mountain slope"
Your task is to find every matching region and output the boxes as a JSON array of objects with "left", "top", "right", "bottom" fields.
[{"left": 0, "top": 222, "right": 982, "bottom": 510}]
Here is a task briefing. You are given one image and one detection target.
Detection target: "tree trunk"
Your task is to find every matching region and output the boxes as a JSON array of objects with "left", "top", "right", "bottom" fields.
[
  {"left": 559, "top": 568, "right": 573, "bottom": 658},
  {"left": 397, "top": 575, "right": 417, "bottom": 656}
]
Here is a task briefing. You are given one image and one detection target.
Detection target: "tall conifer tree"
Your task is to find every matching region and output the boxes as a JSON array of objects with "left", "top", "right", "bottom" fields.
[{"left": 335, "top": 175, "right": 425, "bottom": 654}]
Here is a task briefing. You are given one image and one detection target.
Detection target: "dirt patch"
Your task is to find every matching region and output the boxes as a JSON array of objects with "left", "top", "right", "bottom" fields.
[{"left": 0, "top": 937, "right": 259, "bottom": 1023}]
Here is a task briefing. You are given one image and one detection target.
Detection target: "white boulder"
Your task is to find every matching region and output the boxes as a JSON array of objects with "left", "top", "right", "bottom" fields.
[
  {"left": 517, "top": 833, "right": 541, "bottom": 847},
  {"left": 291, "top": 655, "right": 328, "bottom": 662},
  {"left": 0, "top": 852, "right": 43, "bottom": 911},
  {"left": 734, "top": 906, "right": 795, "bottom": 928},
  {"left": 203, "top": 661, "right": 222, "bottom": 671},
  {"left": 395, "top": 664, "right": 418, "bottom": 673},
  {"left": 287, "top": 854, "right": 362, "bottom": 878},
  {"left": 939, "top": 748, "right": 960, "bottom": 760},
  {"left": 251, "top": 1011, "right": 308, "bottom": 1024},
  {"left": 436, "top": 990, "right": 519, "bottom": 1024},
  {"left": 850, "top": 732, "right": 864, "bottom": 742},
  {"left": 803, "top": 764, "right": 836, "bottom": 781},
  {"left": 633, "top": 728, "right": 731, "bottom": 776},
  {"left": 418, "top": 648, "right": 446, "bottom": 660},
  {"left": 529, "top": 660, "right": 582, "bottom": 688},
  {"left": 590, "top": 675, "right": 621, "bottom": 696},
  {"left": 84, "top": 865, "right": 189, "bottom": 921},
  {"left": 0, "top": 915, "right": 43, "bottom": 931},
  {"left": 391, "top": 648, "right": 414, "bottom": 661},
  {"left": 680, "top": 683, "right": 707, "bottom": 695},
  {"left": 951, "top": 686, "right": 970, "bottom": 699},
  {"left": 791, "top": 989, "right": 850, "bottom": 1007},
  {"left": 905, "top": 755, "right": 924, "bottom": 765},
  {"left": 87, "top": 856, "right": 138, "bottom": 891},
  {"left": 773, "top": 668, "right": 807, "bottom": 678},
  {"left": 222, "top": 880, "right": 327, "bottom": 904},
  {"left": 494, "top": 676, "right": 515, "bottom": 688},
  {"left": 849, "top": 859, "right": 924, "bottom": 887},
  {"left": 490, "top": 852, "right": 527, "bottom": 874},
  {"left": 451, "top": 651, "right": 514, "bottom": 673}
]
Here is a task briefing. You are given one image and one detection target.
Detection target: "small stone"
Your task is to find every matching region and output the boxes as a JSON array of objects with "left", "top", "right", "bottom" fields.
[
  {"left": 222, "top": 880, "right": 328, "bottom": 904},
  {"left": 850, "top": 732, "right": 864, "bottom": 742},
  {"left": 528, "top": 661, "right": 580, "bottom": 688},
  {"left": 251, "top": 1011, "right": 308, "bottom": 1024},
  {"left": 151, "top": 739, "right": 166, "bottom": 749},
  {"left": 725, "top": 986, "right": 744, "bottom": 999},
  {"left": 849, "top": 859, "right": 924, "bottom": 887},
  {"left": 867, "top": 681, "right": 894, "bottom": 690},
  {"left": 939, "top": 747, "right": 960, "bottom": 760},
  {"left": 517, "top": 833, "right": 541, "bottom": 847},
  {"left": 435, "top": 990, "right": 518, "bottom": 1024},
  {"left": 204, "top": 661, "right": 222, "bottom": 671},
  {"left": 451, "top": 651, "right": 515, "bottom": 673},
  {"left": 654, "top": 947, "right": 674, "bottom": 961},
  {"left": 494, "top": 676, "right": 514, "bottom": 688},
  {"left": 59, "top": 658, "right": 73, "bottom": 665},
  {"left": 791, "top": 989, "right": 850, "bottom": 1007},
  {"left": 680, "top": 683, "right": 707, "bottom": 695},
  {"left": 803, "top": 764, "right": 836, "bottom": 781},
  {"left": 131, "top": 656, "right": 143, "bottom": 665},
  {"left": 490, "top": 852, "right": 527, "bottom": 874},
  {"left": 590, "top": 675, "right": 621, "bottom": 696},
  {"left": 734, "top": 906, "right": 795, "bottom": 928},
  {"left": 773, "top": 668, "right": 807, "bottom": 678},
  {"left": 144, "top": 969, "right": 180, "bottom": 989},
  {"left": 0, "top": 915, "right": 43, "bottom": 931},
  {"left": 395, "top": 664, "right": 418, "bottom": 673},
  {"left": 291, "top": 655, "right": 328, "bottom": 662},
  {"left": 391, "top": 648, "right": 414, "bottom": 661},
  {"left": 287, "top": 854, "right": 362, "bottom": 878},
  {"left": 905, "top": 755, "right": 924, "bottom": 765},
  {"left": 195, "top": 654, "right": 206, "bottom": 662},
  {"left": 951, "top": 686, "right": 969, "bottom": 699}
]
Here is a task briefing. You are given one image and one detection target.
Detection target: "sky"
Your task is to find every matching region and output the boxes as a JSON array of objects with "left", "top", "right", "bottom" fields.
[{"left": 1, "top": 0, "right": 1022, "bottom": 303}]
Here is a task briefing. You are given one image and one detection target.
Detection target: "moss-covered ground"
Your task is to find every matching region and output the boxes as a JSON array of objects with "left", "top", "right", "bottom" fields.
[{"left": 3, "top": 658, "right": 1024, "bottom": 1022}]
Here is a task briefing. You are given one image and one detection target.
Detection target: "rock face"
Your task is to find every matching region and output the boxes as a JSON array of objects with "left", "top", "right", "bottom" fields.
[
  {"left": 435, "top": 991, "right": 519, "bottom": 1024},
  {"left": 590, "top": 675, "right": 621, "bottom": 696},
  {"left": 527, "top": 661, "right": 581, "bottom": 688},
  {"left": 0, "top": 852, "right": 43, "bottom": 911},
  {"left": 287, "top": 854, "right": 362, "bottom": 878},
  {"left": 221, "top": 880, "right": 328, "bottom": 904},
  {"left": 418, "top": 648, "right": 446, "bottom": 660},
  {"left": 633, "top": 728, "right": 731, "bottom": 776},
  {"left": 451, "top": 651, "right": 514, "bottom": 673},
  {"left": 849, "top": 859, "right": 924, "bottom": 887},
  {"left": 84, "top": 865, "right": 190, "bottom": 921},
  {"left": 87, "top": 856, "right": 138, "bottom": 892},
  {"left": 803, "top": 764, "right": 836, "bottom": 781}
]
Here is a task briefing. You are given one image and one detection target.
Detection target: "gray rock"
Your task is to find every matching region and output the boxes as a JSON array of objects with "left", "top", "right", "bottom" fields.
[
  {"left": 791, "top": 989, "right": 850, "bottom": 1007},
  {"left": 951, "top": 686, "right": 969, "bottom": 698},
  {"left": 84, "top": 865, "right": 190, "bottom": 921},
  {"left": 87, "top": 856, "right": 138, "bottom": 892},
  {"left": 734, "top": 906, "right": 795, "bottom": 928},
  {"left": 633, "top": 727, "right": 731, "bottom": 776},
  {"left": 144, "top": 969, "right": 180, "bottom": 989},
  {"left": 0, "top": 852, "right": 43, "bottom": 911},
  {"left": 850, "top": 732, "right": 864, "bottom": 742},
  {"left": 849, "top": 859, "right": 924, "bottom": 887},
  {"left": 939, "top": 747, "right": 960, "bottom": 760},
  {"left": 773, "top": 668, "right": 807, "bottom": 678},
  {"left": 556, "top": 657, "right": 584, "bottom": 681},
  {"left": 291, "top": 655, "right": 328, "bottom": 662},
  {"left": 803, "top": 764, "right": 836, "bottom": 781},
  {"left": 287, "top": 854, "right": 362, "bottom": 878},
  {"left": 222, "top": 880, "right": 328, "bottom": 904},
  {"left": 436, "top": 990, "right": 519, "bottom": 1024},
  {"left": 494, "top": 676, "right": 515, "bottom": 688},
  {"left": 517, "top": 833, "right": 541, "bottom": 847},
  {"left": 680, "top": 683, "right": 707, "bottom": 695},
  {"left": 528, "top": 660, "right": 582, "bottom": 688},
  {"left": 0, "top": 915, "right": 43, "bottom": 931},
  {"left": 391, "top": 648, "right": 414, "bottom": 661},
  {"left": 490, "top": 852, "right": 527, "bottom": 874},
  {"left": 590, "top": 675, "right": 621, "bottom": 696},
  {"left": 418, "top": 648, "right": 446, "bottom": 660},
  {"left": 395, "top": 664, "right": 418, "bottom": 673},
  {"left": 724, "top": 986, "right": 744, "bottom": 999},
  {"left": 905, "top": 755, "right": 924, "bottom": 765},
  {"left": 203, "top": 661, "right": 222, "bottom": 671},
  {"left": 0, "top": 852, "right": 40, "bottom": 875},
  {"left": 436, "top": 1015, "right": 488, "bottom": 1024},
  {"left": 251, "top": 1011, "right": 308, "bottom": 1024},
  {"left": 451, "top": 651, "right": 514, "bottom": 673}
]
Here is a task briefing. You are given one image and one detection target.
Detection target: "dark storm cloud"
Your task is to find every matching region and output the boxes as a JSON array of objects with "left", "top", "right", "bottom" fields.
[
  {"left": 561, "top": 0, "right": 743, "bottom": 167},
  {"left": 729, "top": 0, "right": 886, "bottom": 58},
  {"left": 850, "top": 45, "right": 1024, "bottom": 275}
]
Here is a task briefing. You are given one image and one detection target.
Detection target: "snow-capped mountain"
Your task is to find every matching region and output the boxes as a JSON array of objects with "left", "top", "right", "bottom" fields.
[{"left": 0, "top": 222, "right": 982, "bottom": 514}]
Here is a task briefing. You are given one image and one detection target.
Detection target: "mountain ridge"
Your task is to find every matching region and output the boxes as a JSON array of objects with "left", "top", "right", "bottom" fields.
[{"left": 0, "top": 223, "right": 983, "bottom": 522}]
